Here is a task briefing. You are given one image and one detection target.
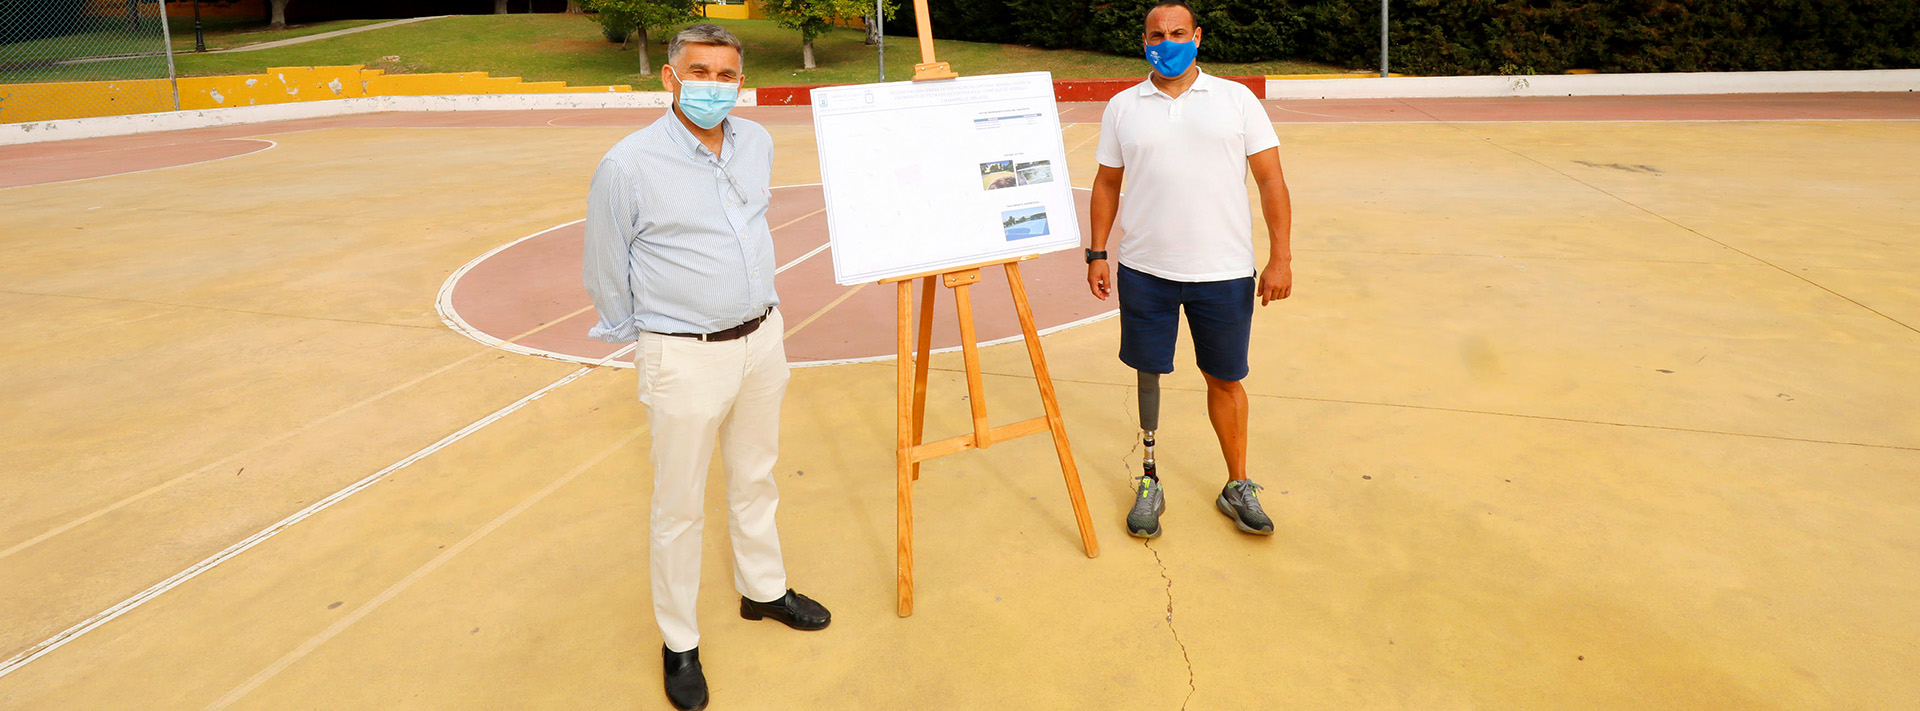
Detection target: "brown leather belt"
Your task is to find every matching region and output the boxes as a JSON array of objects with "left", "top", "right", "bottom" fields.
[{"left": 659, "top": 308, "right": 772, "bottom": 342}]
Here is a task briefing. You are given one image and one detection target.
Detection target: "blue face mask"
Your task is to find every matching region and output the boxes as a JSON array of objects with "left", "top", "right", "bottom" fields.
[
  {"left": 1144, "top": 39, "right": 1198, "bottom": 79},
  {"left": 668, "top": 65, "right": 739, "bottom": 130}
]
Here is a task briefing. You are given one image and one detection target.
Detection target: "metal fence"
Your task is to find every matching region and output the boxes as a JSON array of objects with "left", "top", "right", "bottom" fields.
[{"left": 1, "top": 0, "right": 179, "bottom": 123}]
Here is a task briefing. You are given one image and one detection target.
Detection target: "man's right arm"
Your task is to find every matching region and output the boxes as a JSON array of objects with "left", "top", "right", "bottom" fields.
[
  {"left": 583, "top": 159, "right": 640, "bottom": 343},
  {"left": 1089, "top": 102, "right": 1126, "bottom": 301},
  {"left": 1088, "top": 163, "right": 1124, "bottom": 301}
]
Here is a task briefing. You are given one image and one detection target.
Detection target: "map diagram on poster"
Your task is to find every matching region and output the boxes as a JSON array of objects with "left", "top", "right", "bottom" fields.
[{"left": 811, "top": 72, "right": 1081, "bottom": 285}]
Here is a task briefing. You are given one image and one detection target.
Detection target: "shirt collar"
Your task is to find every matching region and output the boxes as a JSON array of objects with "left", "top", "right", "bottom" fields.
[
  {"left": 1139, "top": 70, "right": 1212, "bottom": 98},
  {"left": 659, "top": 110, "right": 738, "bottom": 162}
]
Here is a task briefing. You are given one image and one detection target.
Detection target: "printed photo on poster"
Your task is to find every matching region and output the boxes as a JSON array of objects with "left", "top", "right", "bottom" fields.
[
  {"left": 980, "top": 160, "right": 1017, "bottom": 190},
  {"left": 1015, "top": 160, "right": 1053, "bottom": 186},
  {"left": 1002, "top": 205, "right": 1049, "bottom": 241}
]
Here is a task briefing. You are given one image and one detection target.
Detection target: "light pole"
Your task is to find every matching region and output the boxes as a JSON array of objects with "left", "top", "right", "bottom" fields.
[
  {"left": 1379, "top": 0, "right": 1389, "bottom": 77},
  {"left": 876, "top": 0, "right": 885, "bottom": 81},
  {"left": 192, "top": 0, "right": 205, "bottom": 52}
]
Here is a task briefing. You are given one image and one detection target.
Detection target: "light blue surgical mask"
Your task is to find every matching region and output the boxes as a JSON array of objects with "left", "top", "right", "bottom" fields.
[
  {"left": 1144, "top": 39, "right": 1198, "bottom": 79},
  {"left": 668, "top": 65, "right": 739, "bottom": 130}
]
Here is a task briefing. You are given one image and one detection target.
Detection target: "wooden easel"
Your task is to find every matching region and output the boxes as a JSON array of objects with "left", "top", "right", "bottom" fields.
[{"left": 886, "top": 1, "right": 1099, "bottom": 618}]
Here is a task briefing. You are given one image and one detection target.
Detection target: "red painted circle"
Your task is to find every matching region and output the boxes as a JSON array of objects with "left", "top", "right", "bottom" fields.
[{"left": 442, "top": 184, "right": 1117, "bottom": 366}]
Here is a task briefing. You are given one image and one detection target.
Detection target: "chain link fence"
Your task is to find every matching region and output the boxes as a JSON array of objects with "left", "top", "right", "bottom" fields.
[{"left": 1, "top": 0, "right": 179, "bottom": 123}]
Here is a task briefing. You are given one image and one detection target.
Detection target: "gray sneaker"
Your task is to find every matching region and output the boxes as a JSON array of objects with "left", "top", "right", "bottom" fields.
[
  {"left": 1127, "top": 476, "right": 1165, "bottom": 539},
  {"left": 1216, "top": 480, "right": 1274, "bottom": 535}
]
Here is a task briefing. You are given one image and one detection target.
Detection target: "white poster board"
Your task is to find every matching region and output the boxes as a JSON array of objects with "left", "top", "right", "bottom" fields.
[{"left": 811, "top": 72, "right": 1081, "bottom": 285}]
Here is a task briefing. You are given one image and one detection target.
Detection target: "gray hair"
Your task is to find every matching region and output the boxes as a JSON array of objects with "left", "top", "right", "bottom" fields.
[{"left": 668, "top": 24, "right": 744, "bottom": 66}]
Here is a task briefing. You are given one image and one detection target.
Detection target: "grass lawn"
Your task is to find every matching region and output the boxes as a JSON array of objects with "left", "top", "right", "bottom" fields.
[
  {"left": 166, "top": 18, "right": 395, "bottom": 52},
  {"left": 3, "top": 25, "right": 168, "bottom": 64},
  {"left": 157, "top": 14, "right": 1354, "bottom": 88},
  {"left": 0, "top": 18, "right": 396, "bottom": 83}
]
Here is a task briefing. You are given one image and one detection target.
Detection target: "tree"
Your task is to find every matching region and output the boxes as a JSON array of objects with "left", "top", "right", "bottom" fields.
[
  {"left": 269, "top": 0, "right": 289, "bottom": 30},
  {"left": 761, "top": 0, "right": 885, "bottom": 70},
  {"left": 861, "top": 0, "right": 898, "bottom": 46},
  {"left": 495, "top": 0, "right": 509, "bottom": 13},
  {"left": 582, "top": 0, "right": 701, "bottom": 76}
]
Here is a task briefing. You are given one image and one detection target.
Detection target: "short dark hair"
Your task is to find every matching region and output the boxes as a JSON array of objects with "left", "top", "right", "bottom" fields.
[{"left": 1145, "top": 1, "right": 1195, "bottom": 26}]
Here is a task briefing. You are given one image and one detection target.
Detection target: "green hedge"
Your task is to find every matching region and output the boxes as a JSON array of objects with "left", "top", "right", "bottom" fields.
[{"left": 888, "top": 0, "right": 1920, "bottom": 74}]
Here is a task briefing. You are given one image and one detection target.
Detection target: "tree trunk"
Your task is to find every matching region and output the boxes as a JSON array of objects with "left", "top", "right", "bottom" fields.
[
  {"left": 863, "top": 17, "right": 880, "bottom": 46},
  {"left": 802, "top": 37, "right": 816, "bottom": 70},
  {"left": 269, "top": 0, "right": 289, "bottom": 30},
  {"left": 566, "top": 0, "right": 584, "bottom": 13},
  {"left": 494, "top": 0, "right": 509, "bottom": 13},
  {"left": 637, "top": 25, "right": 653, "bottom": 76}
]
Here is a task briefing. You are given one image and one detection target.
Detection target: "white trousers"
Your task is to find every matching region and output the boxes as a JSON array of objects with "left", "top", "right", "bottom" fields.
[{"left": 637, "top": 308, "right": 790, "bottom": 653}]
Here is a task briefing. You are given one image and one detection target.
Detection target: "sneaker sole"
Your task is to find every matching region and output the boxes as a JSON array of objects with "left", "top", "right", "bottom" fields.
[
  {"left": 1215, "top": 495, "right": 1275, "bottom": 536},
  {"left": 1127, "top": 523, "right": 1162, "bottom": 539}
]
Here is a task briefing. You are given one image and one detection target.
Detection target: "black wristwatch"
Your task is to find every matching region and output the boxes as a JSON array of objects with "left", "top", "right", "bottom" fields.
[{"left": 1085, "top": 248, "right": 1108, "bottom": 264}]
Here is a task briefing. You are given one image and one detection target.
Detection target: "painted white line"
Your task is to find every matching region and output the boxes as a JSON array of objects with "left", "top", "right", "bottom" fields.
[
  {"left": 0, "top": 342, "right": 635, "bottom": 681},
  {"left": 0, "top": 345, "right": 503, "bottom": 563},
  {"left": 435, "top": 185, "right": 826, "bottom": 367},
  {"left": 1266, "top": 103, "right": 1368, "bottom": 120},
  {"left": 0, "top": 138, "right": 276, "bottom": 191},
  {"left": 436, "top": 185, "right": 1119, "bottom": 369},
  {"left": 433, "top": 219, "right": 637, "bottom": 368},
  {"left": 777, "top": 242, "right": 830, "bottom": 274},
  {"left": 204, "top": 425, "right": 646, "bottom": 710},
  {"left": 433, "top": 219, "right": 586, "bottom": 366}
]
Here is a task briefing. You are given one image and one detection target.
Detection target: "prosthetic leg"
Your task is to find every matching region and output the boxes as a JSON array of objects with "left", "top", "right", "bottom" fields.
[
  {"left": 1138, "top": 371, "right": 1160, "bottom": 481},
  {"left": 1126, "top": 370, "right": 1168, "bottom": 538}
]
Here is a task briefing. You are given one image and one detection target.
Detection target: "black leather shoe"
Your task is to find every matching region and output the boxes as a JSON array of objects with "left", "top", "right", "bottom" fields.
[
  {"left": 739, "top": 589, "right": 831, "bottom": 631},
  {"left": 662, "top": 646, "right": 708, "bottom": 711}
]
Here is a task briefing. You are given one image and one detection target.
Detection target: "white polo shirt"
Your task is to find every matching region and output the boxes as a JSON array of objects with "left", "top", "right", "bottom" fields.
[{"left": 1095, "top": 71, "right": 1281, "bottom": 282}]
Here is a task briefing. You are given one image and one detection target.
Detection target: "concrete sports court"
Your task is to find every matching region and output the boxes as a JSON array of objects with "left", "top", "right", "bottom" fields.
[{"left": 3, "top": 92, "right": 1919, "bottom": 709}]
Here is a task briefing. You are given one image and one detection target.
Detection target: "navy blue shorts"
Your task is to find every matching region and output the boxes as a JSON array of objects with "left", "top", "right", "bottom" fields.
[{"left": 1117, "top": 263, "right": 1255, "bottom": 382}]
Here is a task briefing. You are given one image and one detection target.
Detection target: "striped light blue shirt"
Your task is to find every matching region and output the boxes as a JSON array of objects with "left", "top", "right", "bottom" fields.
[{"left": 583, "top": 112, "right": 779, "bottom": 342}]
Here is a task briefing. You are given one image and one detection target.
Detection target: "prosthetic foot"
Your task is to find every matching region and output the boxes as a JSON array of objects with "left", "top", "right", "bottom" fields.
[{"left": 1127, "top": 371, "right": 1165, "bottom": 538}]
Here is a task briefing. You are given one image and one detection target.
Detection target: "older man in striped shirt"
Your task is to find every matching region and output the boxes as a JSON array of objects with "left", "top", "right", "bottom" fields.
[{"left": 582, "top": 23, "right": 829, "bottom": 711}]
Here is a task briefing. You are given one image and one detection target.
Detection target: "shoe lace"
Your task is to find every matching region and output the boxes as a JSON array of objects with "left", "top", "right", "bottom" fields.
[
  {"left": 1230, "top": 480, "right": 1265, "bottom": 513},
  {"left": 1131, "top": 477, "right": 1158, "bottom": 510}
]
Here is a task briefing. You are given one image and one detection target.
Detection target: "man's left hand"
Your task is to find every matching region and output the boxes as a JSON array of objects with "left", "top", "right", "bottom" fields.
[{"left": 1259, "top": 260, "right": 1292, "bottom": 306}]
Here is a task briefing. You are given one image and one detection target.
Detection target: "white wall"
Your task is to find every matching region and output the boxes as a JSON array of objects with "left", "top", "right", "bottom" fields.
[
  {"left": 1, "top": 91, "right": 703, "bottom": 146},
  {"left": 1266, "top": 69, "right": 1920, "bottom": 100}
]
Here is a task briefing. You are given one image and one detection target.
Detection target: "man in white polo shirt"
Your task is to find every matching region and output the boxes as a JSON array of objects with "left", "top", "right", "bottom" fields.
[{"left": 1086, "top": 0, "right": 1293, "bottom": 539}]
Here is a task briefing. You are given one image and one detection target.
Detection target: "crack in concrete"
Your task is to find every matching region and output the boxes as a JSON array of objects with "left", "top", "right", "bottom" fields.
[
  {"left": 1123, "top": 383, "right": 1192, "bottom": 708},
  {"left": 1145, "top": 539, "right": 1197, "bottom": 711},
  {"left": 1119, "top": 372, "right": 1191, "bottom": 706}
]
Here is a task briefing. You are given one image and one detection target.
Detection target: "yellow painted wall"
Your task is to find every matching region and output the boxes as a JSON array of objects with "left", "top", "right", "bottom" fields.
[
  {"left": 1, "top": 66, "right": 634, "bottom": 123},
  {"left": 0, "top": 79, "right": 178, "bottom": 123},
  {"left": 702, "top": 3, "right": 752, "bottom": 20},
  {"left": 701, "top": 1, "right": 768, "bottom": 21}
]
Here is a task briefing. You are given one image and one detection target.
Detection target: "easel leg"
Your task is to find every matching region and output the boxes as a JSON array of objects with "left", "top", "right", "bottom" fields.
[
  {"left": 895, "top": 281, "right": 916, "bottom": 616},
  {"left": 951, "top": 280, "right": 991, "bottom": 446},
  {"left": 1004, "top": 262, "right": 1100, "bottom": 558},
  {"left": 910, "top": 277, "right": 935, "bottom": 481}
]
